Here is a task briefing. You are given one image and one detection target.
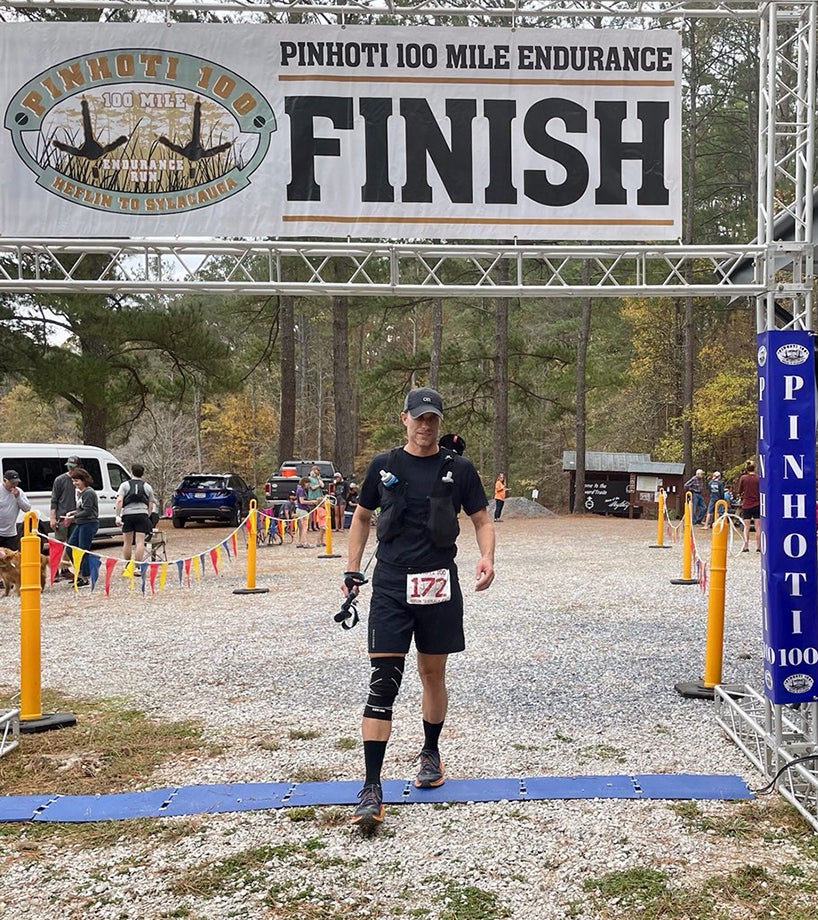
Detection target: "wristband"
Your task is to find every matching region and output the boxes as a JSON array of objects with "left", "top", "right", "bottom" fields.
[{"left": 344, "top": 570, "right": 368, "bottom": 591}]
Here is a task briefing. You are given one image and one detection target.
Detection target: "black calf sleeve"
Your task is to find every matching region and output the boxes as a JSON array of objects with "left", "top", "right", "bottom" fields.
[{"left": 364, "top": 656, "right": 405, "bottom": 721}]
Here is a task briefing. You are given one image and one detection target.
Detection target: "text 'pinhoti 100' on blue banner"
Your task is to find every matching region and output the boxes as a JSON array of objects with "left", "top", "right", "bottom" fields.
[{"left": 758, "top": 330, "right": 818, "bottom": 705}]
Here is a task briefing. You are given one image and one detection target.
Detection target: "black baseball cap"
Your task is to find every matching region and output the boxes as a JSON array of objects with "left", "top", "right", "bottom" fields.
[
  {"left": 403, "top": 387, "right": 443, "bottom": 419},
  {"left": 65, "top": 456, "right": 79, "bottom": 467},
  {"left": 3, "top": 469, "right": 21, "bottom": 482}
]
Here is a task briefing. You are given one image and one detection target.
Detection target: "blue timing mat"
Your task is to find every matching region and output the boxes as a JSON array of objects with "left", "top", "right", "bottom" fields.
[{"left": 0, "top": 773, "right": 752, "bottom": 823}]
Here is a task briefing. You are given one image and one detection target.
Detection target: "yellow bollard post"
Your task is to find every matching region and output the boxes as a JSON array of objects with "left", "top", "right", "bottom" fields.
[
  {"left": 670, "top": 491, "right": 698, "bottom": 585},
  {"left": 19, "top": 512, "right": 76, "bottom": 733},
  {"left": 649, "top": 488, "right": 671, "bottom": 548},
  {"left": 676, "top": 499, "right": 730, "bottom": 699},
  {"left": 233, "top": 499, "right": 269, "bottom": 595},
  {"left": 318, "top": 496, "right": 341, "bottom": 559}
]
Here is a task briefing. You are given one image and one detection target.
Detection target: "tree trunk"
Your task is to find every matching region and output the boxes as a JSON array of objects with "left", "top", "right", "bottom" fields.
[
  {"left": 430, "top": 298, "right": 443, "bottom": 389},
  {"left": 332, "top": 295, "right": 355, "bottom": 476},
  {"left": 278, "top": 295, "right": 296, "bottom": 464},
  {"left": 574, "top": 261, "right": 592, "bottom": 514},
  {"left": 82, "top": 402, "right": 108, "bottom": 448},
  {"left": 493, "top": 259, "right": 510, "bottom": 484}
]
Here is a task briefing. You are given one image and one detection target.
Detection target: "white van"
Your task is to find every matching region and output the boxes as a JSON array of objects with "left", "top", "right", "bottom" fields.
[{"left": 0, "top": 443, "right": 131, "bottom": 540}]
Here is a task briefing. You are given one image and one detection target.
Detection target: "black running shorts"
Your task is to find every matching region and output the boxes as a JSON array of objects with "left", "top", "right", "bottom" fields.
[
  {"left": 121, "top": 513, "right": 153, "bottom": 535},
  {"left": 367, "top": 560, "right": 465, "bottom": 655}
]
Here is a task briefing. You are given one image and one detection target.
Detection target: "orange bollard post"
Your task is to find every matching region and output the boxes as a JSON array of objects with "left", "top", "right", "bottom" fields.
[
  {"left": 676, "top": 499, "right": 730, "bottom": 699},
  {"left": 670, "top": 491, "right": 698, "bottom": 585},
  {"left": 19, "top": 511, "right": 76, "bottom": 733},
  {"left": 649, "top": 488, "right": 671, "bottom": 548},
  {"left": 318, "top": 497, "right": 341, "bottom": 559},
  {"left": 234, "top": 499, "right": 269, "bottom": 595}
]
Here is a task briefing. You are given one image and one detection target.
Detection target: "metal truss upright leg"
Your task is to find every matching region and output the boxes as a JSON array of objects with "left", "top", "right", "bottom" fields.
[{"left": 719, "top": 1, "right": 818, "bottom": 832}]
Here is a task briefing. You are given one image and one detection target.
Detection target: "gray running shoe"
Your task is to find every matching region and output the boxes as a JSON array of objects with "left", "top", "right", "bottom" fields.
[
  {"left": 414, "top": 748, "right": 445, "bottom": 788},
  {"left": 350, "top": 783, "right": 384, "bottom": 832}
]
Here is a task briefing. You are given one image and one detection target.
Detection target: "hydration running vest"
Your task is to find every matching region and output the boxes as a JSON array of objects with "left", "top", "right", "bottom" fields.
[
  {"left": 122, "top": 479, "right": 147, "bottom": 507},
  {"left": 375, "top": 448, "right": 460, "bottom": 548}
]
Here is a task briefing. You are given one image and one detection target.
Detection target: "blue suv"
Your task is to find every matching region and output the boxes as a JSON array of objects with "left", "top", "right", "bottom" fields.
[{"left": 171, "top": 473, "right": 256, "bottom": 528}]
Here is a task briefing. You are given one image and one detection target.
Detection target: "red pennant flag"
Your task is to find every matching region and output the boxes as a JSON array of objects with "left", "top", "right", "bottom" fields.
[
  {"left": 184, "top": 557, "right": 192, "bottom": 587},
  {"left": 47, "top": 538, "right": 62, "bottom": 584},
  {"left": 149, "top": 562, "right": 159, "bottom": 594},
  {"left": 209, "top": 548, "right": 219, "bottom": 574},
  {"left": 104, "top": 557, "right": 117, "bottom": 596}
]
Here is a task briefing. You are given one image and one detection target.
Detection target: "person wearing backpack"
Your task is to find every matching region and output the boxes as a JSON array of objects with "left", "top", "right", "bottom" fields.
[
  {"left": 115, "top": 463, "right": 156, "bottom": 574},
  {"left": 342, "top": 387, "right": 495, "bottom": 833}
]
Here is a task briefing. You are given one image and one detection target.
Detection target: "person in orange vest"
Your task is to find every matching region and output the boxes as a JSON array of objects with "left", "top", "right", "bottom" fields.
[{"left": 494, "top": 472, "right": 507, "bottom": 522}]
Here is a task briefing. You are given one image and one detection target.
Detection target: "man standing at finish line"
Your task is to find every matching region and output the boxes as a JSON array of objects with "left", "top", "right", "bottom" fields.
[{"left": 342, "top": 387, "right": 495, "bottom": 832}]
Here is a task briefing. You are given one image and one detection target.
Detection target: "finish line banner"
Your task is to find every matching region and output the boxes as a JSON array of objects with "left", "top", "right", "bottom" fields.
[
  {"left": 757, "top": 331, "right": 818, "bottom": 705},
  {"left": 0, "top": 23, "right": 681, "bottom": 240}
]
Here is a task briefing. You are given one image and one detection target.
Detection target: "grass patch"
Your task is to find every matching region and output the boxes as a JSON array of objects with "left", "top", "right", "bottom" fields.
[
  {"left": 292, "top": 765, "right": 334, "bottom": 783},
  {"left": 433, "top": 878, "right": 511, "bottom": 920},
  {"left": 285, "top": 806, "right": 317, "bottom": 822},
  {"left": 335, "top": 736, "right": 357, "bottom": 751},
  {"left": 0, "top": 687, "right": 222, "bottom": 797},
  {"left": 0, "top": 816, "right": 201, "bottom": 853},
  {"left": 169, "top": 843, "right": 286, "bottom": 898},
  {"left": 289, "top": 728, "right": 320, "bottom": 741},
  {"left": 576, "top": 742, "right": 627, "bottom": 764},
  {"left": 256, "top": 735, "right": 281, "bottom": 752},
  {"left": 170, "top": 837, "right": 332, "bottom": 899},
  {"left": 583, "top": 861, "right": 818, "bottom": 920}
]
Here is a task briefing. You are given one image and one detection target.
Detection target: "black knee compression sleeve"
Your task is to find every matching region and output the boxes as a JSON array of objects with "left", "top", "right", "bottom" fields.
[{"left": 364, "top": 656, "right": 405, "bottom": 721}]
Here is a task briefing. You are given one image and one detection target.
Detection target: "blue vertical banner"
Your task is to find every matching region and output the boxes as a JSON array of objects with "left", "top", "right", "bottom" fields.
[{"left": 758, "top": 330, "right": 818, "bottom": 704}]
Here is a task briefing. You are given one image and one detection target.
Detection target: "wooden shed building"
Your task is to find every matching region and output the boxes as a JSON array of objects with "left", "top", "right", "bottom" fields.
[{"left": 562, "top": 451, "right": 686, "bottom": 519}]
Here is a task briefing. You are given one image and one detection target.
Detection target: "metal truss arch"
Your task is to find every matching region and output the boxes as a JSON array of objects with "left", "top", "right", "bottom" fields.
[{"left": 1, "top": 0, "right": 817, "bottom": 829}]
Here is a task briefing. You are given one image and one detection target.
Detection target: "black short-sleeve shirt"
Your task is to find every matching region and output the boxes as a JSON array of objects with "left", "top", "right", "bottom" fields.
[{"left": 359, "top": 447, "right": 488, "bottom": 569}]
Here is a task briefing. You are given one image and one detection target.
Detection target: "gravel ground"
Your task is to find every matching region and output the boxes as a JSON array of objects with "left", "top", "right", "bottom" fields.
[{"left": 0, "top": 513, "right": 809, "bottom": 919}]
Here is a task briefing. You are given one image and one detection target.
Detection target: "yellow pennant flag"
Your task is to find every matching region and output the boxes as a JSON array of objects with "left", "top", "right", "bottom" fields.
[{"left": 71, "top": 547, "right": 84, "bottom": 588}]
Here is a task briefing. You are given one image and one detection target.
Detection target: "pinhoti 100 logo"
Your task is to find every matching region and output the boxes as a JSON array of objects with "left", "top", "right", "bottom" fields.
[{"left": 4, "top": 48, "right": 275, "bottom": 216}]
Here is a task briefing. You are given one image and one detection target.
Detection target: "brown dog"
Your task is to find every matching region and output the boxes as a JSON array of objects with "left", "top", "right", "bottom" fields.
[
  {"left": 0, "top": 548, "right": 20, "bottom": 597},
  {"left": 0, "top": 549, "right": 49, "bottom": 596}
]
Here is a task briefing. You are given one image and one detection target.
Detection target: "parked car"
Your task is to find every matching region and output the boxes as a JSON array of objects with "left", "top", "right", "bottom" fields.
[
  {"left": 170, "top": 473, "right": 256, "bottom": 528},
  {"left": 0, "top": 442, "right": 131, "bottom": 541},
  {"left": 263, "top": 460, "right": 336, "bottom": 511}
]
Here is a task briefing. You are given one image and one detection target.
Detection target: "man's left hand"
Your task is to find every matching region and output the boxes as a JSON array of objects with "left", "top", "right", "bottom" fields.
[{"left": 475, "top": 558, "right": 494, "bottom": 591}]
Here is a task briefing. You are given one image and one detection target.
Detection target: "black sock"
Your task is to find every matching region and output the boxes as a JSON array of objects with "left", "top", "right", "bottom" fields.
[
  {"left": 422, "top": 719, "right": 444, "bottom": 752},
  {"left": 363, "top": 739, "right": 388, "bottom": 787}
]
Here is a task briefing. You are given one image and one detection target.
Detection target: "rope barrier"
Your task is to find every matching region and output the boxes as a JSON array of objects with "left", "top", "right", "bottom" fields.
[
  {"left": 42, "top": 513, "right": 251, "bottom": 595},
  {"left": 670, "top": 492, "right": 700, "bottom": 587}
]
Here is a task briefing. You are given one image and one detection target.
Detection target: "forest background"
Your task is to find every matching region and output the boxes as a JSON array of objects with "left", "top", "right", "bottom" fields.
[{"left": 0, "top": 4, "right": 769, "bottom": 509}]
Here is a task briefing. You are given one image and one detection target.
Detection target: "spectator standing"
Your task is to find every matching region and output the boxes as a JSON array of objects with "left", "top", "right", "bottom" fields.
[
  {"left": 65, "top": 468, "right": 98, "bottom": 586},
  {"left": 50, "top": 455, "right": 79, "bottom": 538},
  {"left": 683, "top": 468, "right": 706, "bottom": 525},
  {"left": 347, "top": 482, "right": 359, "bottom": 510},
  {"left": 278, "top": 491, "right": 298, "bottom": 537},
  {"left": 115, "top": 463, "right": 157, "bottom": 573},
  {"left": 295, "top": 477, "right": 314, "bottom": 548},
  {"left": 343, "top": 386, "right": 495, "bottom": 833},
  {"left": 307, "top": 466, "right": 324, "bottom": 532},
  {"left": 703, "top": 471, "right": 726, "bottom": 528},
  {"left": 737, "top": 460, "right": 761, "bottom": 553},
  {"left": 494, "top": 473, "right": 507, "bottom": 522},
  {"left": 333, "top": 471, "right": 349, "bottom": 531},
  {"left": 0, "top": 469, "right": 32, "bottom": 552}
]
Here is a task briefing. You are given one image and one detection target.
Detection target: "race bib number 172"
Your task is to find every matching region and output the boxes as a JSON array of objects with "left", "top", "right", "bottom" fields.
[{"left": 406, "top": 568, "right": 451, "bottom": 605}]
